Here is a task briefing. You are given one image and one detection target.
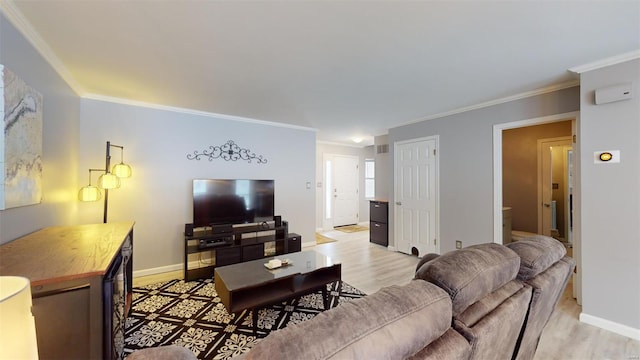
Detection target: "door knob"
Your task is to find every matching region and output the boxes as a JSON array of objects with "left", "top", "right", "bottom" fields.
[
  {"left": 544, "top": 203, "right": 551, "bottom": 208},
  {"left": 396, "top": 201, "right": 402, "bottom": 205}
]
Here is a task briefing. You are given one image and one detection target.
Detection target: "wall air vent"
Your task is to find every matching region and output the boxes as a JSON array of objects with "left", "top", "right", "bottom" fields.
[{"left": 376, "top": 144, "right": 389, "bottom": 154}]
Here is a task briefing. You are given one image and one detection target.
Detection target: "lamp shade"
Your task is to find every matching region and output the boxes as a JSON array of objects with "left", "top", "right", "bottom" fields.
[
  {"left": 0, "top": 276, "right": 39, "bottom": 359},
  {"left": 78, "top": 185, "right": 102, "bottom": 202},
  {"left": 112, "top": 162, "right": 132, "bottom": 178},
  {"left": 98, "top": 172, "right": 121, "bottom": 189}
]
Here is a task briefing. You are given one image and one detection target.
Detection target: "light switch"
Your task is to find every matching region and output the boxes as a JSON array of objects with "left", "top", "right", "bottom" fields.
[{"left": 306, "top": 182, "right": 311, "bottom": 189}]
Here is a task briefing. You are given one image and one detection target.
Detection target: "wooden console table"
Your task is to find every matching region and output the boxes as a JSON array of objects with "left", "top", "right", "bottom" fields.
[{"left": 0, "top": 222, "right": 134, "bottom": 360}]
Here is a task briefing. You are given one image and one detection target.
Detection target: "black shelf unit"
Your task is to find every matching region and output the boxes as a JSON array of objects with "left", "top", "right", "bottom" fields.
[
  {"left": 370, "top": 200, "right": 389, "bottom": 246},
  {"left": 183, "top": 221, "right": 301, "bottom": 281}
]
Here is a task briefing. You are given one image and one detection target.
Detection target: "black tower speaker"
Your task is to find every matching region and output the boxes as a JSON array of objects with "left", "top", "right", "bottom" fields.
[
  {"left": 184, "top": 223, "right": 194, "bottom": 236},
  {"left": 274, "top": 215, "right": 282, "bottom": 227}
]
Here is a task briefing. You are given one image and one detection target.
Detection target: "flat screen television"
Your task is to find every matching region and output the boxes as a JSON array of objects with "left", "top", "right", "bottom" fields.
[{"left": 192, "top": 179, "right": 275, "bottom": 228}]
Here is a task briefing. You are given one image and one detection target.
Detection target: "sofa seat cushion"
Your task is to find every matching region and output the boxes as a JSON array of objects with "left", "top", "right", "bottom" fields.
[
  {"left": 506, "top": 235, "right": 566, "bottom": 280},
  {"left": 243, "top": 280, "right": 452, "bottom": 360},
  {"left": 415, "top": 243, "right": 520, "bottom": 315}
]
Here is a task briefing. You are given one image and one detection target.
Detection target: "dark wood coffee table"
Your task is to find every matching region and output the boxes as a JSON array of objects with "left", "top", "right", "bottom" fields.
[{"left": 214, "top": 250, "right": 341, "bottom": 330}]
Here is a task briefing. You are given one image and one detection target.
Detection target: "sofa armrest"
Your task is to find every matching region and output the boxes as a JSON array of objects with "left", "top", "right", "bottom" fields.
[
  {"left": 127, "top": 345, "right": 196, "bottom": 360},
  {"left": 415, "top": 253, "right": 441, "bottom": 274},
  {"left": 244, "top": 280, "right": 452, "bottom": 360}
]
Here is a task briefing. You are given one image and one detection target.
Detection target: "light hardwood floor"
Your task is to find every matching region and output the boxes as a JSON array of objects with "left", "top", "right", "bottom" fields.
[{"left": 134, "top": 230, "right": 640, "bottom": 359}]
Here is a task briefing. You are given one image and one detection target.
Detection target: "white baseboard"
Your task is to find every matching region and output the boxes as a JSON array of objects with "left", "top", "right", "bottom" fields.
[
  {"left": 133, "top": 263, "right": 183, "bottom": 278},
  {"left": 133, "top": 246, "right": 319, "bottom": 278},
  {"left": 580, "top": 312, "right": 640, "bottom": 340},
  {"left": 317, "top": 223, "right": 370, "bottom": 232}
]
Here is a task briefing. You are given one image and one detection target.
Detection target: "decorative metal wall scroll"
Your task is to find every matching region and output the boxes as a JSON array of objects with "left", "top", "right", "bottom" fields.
[{"left": 187, "top": 140, "right": 268, "bottom": 164}]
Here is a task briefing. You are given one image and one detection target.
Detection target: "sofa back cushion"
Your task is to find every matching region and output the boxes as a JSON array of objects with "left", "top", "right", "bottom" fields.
[
  {"left": 506, "top": 235, "right": 566, "bottom": 280},
  {"left": 244, "top": 280, "right": 453, "bottom": 360},
  {"left": 407, "top": 328, "right": 471, "bottom": 360},
  {"left": 507, "top": 237, "right": 575, "bottom": 360},
  {"left": 415, "top": 243, "right": 520, "bottom": 315},
  {"left": 454, "top": 284, "right": 532, "bottom": 360}
]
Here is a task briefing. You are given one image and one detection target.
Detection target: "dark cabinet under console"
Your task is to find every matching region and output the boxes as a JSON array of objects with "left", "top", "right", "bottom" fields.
[
  {"left": 0, "top": 222, "right": 134, "bottom": 360},
  {"left": 184, "top": 221, "right": 302, "bottom": 281},
  {"left": 370, "top": 200, "right": 389, "bottom": 247}
]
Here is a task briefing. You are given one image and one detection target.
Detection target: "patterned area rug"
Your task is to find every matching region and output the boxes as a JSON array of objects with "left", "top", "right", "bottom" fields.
[{"left": 124, "top": 279, "right": 365, "bottom": 359}]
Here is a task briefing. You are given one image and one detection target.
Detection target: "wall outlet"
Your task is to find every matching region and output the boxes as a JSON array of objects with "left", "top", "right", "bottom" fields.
[{"left": 455, "top": 240, "right": 462, "bottom": 249}]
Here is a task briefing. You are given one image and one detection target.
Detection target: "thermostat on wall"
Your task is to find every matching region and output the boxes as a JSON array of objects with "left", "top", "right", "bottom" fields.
[{"left": 594, "top": 150, "right": 620, "bottom": 164}]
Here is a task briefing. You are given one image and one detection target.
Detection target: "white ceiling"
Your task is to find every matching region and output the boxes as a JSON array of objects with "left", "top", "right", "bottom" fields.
[{"left": 4, "top": 1, "right": 640, "bottom": 146}]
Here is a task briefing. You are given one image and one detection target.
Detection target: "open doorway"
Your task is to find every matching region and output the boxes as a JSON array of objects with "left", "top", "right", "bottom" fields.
[
  {"left": 493, "top": 111, "right": 581, "bottom": 304},
  {"left": 501, "top": 125, "right": 572, "bottom": 243},
  {"left": 322, "top": 154, "right": 359, "bottom": 229}
]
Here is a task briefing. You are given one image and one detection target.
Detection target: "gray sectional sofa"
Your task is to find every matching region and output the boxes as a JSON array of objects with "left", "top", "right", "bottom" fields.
[{"left": 241, "top": 235, "right": 575, "bottom": 360}]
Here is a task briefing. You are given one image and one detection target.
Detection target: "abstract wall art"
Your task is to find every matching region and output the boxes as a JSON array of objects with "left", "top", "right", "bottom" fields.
[{"left": 0, "top": 64, "right": 43, "bottom": 210}]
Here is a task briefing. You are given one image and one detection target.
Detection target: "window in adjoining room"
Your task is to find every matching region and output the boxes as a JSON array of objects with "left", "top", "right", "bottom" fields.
[{"left": 365, "top": 159, "right": 375, "bottom": 199}]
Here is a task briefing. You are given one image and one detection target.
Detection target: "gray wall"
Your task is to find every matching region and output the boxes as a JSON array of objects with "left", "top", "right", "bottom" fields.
[
  {"left": 579, "top": 59, "right": 639, "bottom": 331},
  {"left": 388, "top": 87, "right": 580, "bottom": 253},
  {"left": 374, "top": 134, "right": 390, "bottom": 200},
  {"left": 79, "top": 99, "right": 317, "bottom": 272},
  {"left": 1, "top": 14, "right": 317, "bottom": 274},
  {"left": 0, "top": 13, "right": 80, "bottom": 243}
]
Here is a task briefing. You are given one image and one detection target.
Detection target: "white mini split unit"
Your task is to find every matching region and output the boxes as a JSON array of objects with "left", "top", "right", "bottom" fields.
[{"left": 595, "top": 83, "right": 633, "bottom": 105}]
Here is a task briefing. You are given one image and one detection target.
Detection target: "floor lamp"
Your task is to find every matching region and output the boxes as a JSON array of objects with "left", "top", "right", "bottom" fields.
[{"left": 78, "top": 141, "right": 132, "bottom": 223}]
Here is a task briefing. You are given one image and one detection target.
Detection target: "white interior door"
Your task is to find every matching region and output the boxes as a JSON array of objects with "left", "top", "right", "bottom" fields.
[
  {"left": 332, "top": 155, "right": 359, "bottom": 227},
  {"left": 394, "top": 137, "right": 438, "bottom": 256}
]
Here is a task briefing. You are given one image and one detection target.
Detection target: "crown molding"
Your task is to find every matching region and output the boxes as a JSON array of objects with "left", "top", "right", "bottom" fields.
[
  {"left": 316, "top": 140, "right": 369, "bottom": 148},
  {"left": 569, "top": 50, "right": 640, "bottom": 74},
  {"left": 0, "top": 1, "right": 84, "bottom": 95},
  {"left": 400, "top": 80, "right": 580, "bottom": 127},
  {"left": 82, "top": 93, "right": 317, "bottom": 133}
]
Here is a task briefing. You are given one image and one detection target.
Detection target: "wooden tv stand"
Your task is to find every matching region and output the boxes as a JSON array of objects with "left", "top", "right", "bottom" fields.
[{"left": 183, "top": 220, "right": 302, "bottom": 281}]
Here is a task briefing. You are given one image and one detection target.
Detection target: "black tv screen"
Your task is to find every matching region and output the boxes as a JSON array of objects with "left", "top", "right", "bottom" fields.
[{"left": 192, "top": 179, "right": 274, "bottom": 227}]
